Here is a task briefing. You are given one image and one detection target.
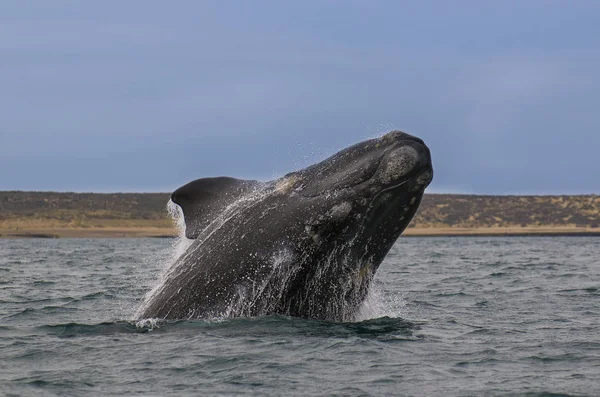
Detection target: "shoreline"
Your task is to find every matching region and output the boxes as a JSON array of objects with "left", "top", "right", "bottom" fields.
[
  {"left": 0, "top": 227, "right": 176, "bottom": 239},
  {"left": 403, "top": 227, "right": 600, "bottom": 237},
  {"left": 1, "top": 227, "right": 599, "bottom": 239}
]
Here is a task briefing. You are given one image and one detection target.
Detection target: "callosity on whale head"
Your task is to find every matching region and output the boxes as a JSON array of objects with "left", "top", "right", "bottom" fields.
[
  {"left": 282, "top": 130, "right": 432, "bottom": 262},
  {"left": 137, "top": 131, "right": 433, "bottom": 321}
]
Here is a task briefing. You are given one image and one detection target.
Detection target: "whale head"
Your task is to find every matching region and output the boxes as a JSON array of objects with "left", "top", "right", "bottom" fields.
[{"left": 279, "top": 130, "right": 433, "bottom": 265}]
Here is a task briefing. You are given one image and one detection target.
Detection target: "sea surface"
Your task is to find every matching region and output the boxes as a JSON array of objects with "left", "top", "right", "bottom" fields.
[{"left": 0, "top": 236, "right": 599, "bottom": 396}]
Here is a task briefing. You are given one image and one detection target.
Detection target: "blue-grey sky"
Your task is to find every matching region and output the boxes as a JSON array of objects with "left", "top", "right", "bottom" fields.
[{"left": 1, "top": 1, "right": 599, "bottom": 194}]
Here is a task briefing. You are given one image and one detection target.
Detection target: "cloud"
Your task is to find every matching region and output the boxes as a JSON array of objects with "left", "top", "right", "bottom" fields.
[
  {"left": 461, "top": 57, "right": 562, "bottom": 138},
  {"left": 1, "top": 2, "right": 600, "bottom": 193}
]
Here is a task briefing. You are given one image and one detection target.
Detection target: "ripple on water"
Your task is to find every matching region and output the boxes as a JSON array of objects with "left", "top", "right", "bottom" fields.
[{"left": 0, "top": 237, "right": 599, "bottom": 396}]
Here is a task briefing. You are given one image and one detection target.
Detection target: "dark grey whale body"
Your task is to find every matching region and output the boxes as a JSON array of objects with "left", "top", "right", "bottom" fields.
[{"left": 138, "top": 131, "right": 433, "bottom": 321}]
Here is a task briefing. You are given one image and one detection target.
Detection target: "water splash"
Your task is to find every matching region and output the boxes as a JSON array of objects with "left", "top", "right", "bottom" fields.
[
  {"left": 135, "top": 187, "right": 406, "bottom": 323},
  {"left": 133, "top": 200, "right": 193, "bottom": 319},
  {"left": 135, "top": 317, "right": 162, "bottom": 330},
  {"left": 166, "top": 200, "right": 194, "bottom": 261},
  {"left": 354, "top": 284, "right": 407, "bottom": 321},
  {"left": 135, "top": 189, "right": 273, "bottom": 320},
  {"left": 223, "top": 248, "right": 301, "bottom": 318}
]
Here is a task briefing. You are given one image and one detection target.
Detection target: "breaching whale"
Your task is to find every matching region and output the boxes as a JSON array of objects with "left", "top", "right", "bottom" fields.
[{"left": 137, "top": 131, "right": 433, "bottom": 321}]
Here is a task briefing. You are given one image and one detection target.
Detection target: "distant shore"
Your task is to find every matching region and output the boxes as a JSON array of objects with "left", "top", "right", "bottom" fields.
[
  {"left": 2, "top": 192, "right": 598, "bottom": 239},
  {"left": 403, "top": 227, "right": 600, "bottom": 237},
  {"left": 0, "top": 227, "right": 176, "bottom": 239},
  {"left": 1, "top": 226, "right": 599, "bottom": 239}
]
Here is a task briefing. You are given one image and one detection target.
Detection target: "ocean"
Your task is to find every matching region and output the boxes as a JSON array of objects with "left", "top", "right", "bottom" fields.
[{"left": 0, "top": 236, "right": 598, "bottom": 396}]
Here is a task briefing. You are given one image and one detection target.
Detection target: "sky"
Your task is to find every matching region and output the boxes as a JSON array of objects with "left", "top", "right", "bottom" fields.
[{"left": 1, "top": 1, "right": 599, "bottom": 194}]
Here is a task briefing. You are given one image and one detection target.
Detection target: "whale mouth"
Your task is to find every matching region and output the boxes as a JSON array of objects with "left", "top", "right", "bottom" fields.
[
  {"left": 355, "top": 168, "right": 430, "bottom": 262},
  {"left": 415, "top": 168, "right": 433, "bottom": 187},
  {"left": 370, "top": 165, "right": 431, "bottom": 208},
  {"left": 355, "top": 138, "right": 432, "bottom": 256}
]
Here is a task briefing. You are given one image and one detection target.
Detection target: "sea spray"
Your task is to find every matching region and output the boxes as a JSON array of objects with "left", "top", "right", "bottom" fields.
[
  {"left": 133, "top": 200, "right": 192, "bottom": 321},
  {"left": 354, "top": 282, "right": 407, "bottom": 321},
  {"left": 166, "top": 199, "right": 194, "bottom": 261},
  {"left": 135, "top": 189, "right": 272, "bottom": 320},
  {"left": 224, "top": 248, "right": 301, "bottom": 318}
]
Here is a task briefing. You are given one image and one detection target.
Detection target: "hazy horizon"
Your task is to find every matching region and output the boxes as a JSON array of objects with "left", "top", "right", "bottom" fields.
[
  {"left": 2, "top": 1, "right": 599, "bottom": 195},
  {"left": 2, "top": 189, "right": 598, "bottom": 197}
]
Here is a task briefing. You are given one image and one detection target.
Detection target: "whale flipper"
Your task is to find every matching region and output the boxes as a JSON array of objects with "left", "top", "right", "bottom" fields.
[{"left": 171, "top": 177, "right": 261, "bottom": 238}]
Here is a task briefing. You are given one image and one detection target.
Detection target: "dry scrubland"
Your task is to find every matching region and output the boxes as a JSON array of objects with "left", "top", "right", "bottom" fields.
[{"left": 0, "top": 191, "right": 598, "bottom": 237}]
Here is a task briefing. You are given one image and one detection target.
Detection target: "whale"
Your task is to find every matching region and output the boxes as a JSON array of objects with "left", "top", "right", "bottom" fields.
[{"left": 137, "top": 131, "right": 433, "bottom": 321}]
